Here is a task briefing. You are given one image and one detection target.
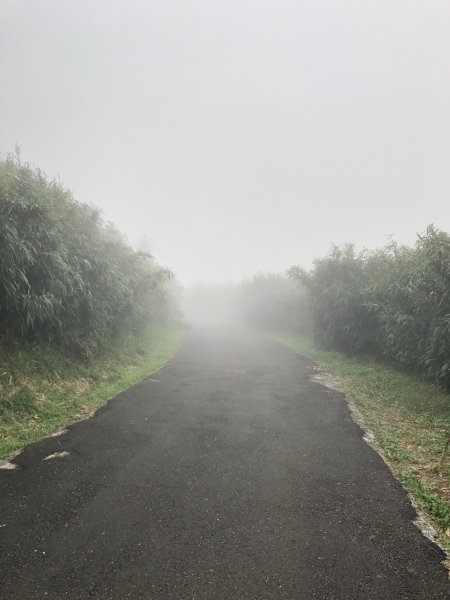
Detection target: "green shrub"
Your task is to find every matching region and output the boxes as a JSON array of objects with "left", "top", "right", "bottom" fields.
[
  {"left": 0, "top": 152, "right": 173, "bottom": 356},
  {"left": 289, "top": 226, "right": 450, "bottom": 390}
]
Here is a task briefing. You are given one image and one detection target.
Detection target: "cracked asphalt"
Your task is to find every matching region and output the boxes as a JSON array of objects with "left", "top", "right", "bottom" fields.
[{"left": 0, "top": 327, "right": 448, "bottom": 599}]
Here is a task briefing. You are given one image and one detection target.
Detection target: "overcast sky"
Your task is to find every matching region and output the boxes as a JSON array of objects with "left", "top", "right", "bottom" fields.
[{"left": 1, "top": 0, "right": 449, "bottom": 284}]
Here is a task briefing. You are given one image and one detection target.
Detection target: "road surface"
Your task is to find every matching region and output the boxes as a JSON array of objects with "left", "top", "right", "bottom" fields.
[{"left": 0, "top": 328, "right": 448, "bottom": 599}]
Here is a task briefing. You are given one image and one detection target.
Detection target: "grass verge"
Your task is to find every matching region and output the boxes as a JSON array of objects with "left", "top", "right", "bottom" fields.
[
  {"left": 271, "top": 331, "right": 450, "bottom": 553},
  {"left": 0, "top": 325, "right": 185, "bottom": 459}
]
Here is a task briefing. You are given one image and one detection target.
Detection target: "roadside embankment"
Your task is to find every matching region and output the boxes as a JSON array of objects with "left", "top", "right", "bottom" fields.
[
  {"left": 272, "top": 331, "right": 450, "bottom": 554},
  {"left": 0, "top": 326, "right": 184, "bottom": 460}
]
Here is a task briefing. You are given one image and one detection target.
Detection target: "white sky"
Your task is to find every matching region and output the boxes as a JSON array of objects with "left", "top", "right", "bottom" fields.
[{"left": 1, "top": 0, "right": 449, "bottom": 284}]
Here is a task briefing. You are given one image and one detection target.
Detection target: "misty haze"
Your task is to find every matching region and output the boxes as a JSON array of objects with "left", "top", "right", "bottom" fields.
[{"left": 1, "top": 2, "right": 449, "bottom": 599}]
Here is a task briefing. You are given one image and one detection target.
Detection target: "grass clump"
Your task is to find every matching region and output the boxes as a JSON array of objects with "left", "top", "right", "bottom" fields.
[
  {"left": 0, "top": 386, "right": 37, "bottom": 418},
  {"left": 272, "top": 331, "right": 450, "bottom": 552},
  {"left": 0, "top": 326, "right": 184, "bottom": 459}
]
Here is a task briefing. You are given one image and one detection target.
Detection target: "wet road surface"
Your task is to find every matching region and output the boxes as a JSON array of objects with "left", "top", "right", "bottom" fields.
[{"left": 0, "top": 328, "right": 448, "bottom": 599}]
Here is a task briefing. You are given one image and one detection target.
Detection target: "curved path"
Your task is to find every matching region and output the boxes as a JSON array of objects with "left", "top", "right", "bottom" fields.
[{"left": 0, "top": 328, "right": 448, "bottom": 599}]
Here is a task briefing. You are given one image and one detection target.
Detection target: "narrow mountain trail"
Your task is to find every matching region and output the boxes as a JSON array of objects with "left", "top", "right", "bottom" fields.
[{"left": 0, "top": 328, "right": 448, "bottom": 599}]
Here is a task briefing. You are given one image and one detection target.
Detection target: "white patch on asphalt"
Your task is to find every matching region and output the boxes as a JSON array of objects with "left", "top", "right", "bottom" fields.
[
  {"left": 0, "top": 460, "right": 17, "bottom": 470},
  {"left": 363, "top": 430, "right": 376, "bottom": 443},
  {"left": 43, "top": 451, "right": 69, "bottom": 461},
  {"left": 310, "top": 369, "right": 342, "bottom": 392},
  {"left": 49, "top": 429, "right": 68, "bottom": 437},
  {"left": 413, "top": 510, "right": 441, "bottom": 545}
]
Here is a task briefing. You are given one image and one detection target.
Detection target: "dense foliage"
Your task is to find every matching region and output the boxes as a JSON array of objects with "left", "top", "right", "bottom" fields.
[
  {"left": 289, "top": 227, "right": 450, "bottom": 390},
  {"left": 0, "top": 154, "right": 172, "bottom": 356}
]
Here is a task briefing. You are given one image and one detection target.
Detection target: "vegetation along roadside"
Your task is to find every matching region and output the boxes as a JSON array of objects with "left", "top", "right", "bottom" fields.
[
  {"left": 0, "top": 326, "right": 184, "bottom": 461},
  {"left": 272, "top": 331, "right": 450, "bottom": 554},
  {"left": 0, "top": 152, "right": 184, "bottom": 460}
]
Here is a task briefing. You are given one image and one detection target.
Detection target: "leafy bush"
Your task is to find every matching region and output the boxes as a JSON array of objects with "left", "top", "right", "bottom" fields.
[
  {"left": 289, "top": 226, "right": 450, "bottom": 390},
  {"left": 289, "top": 245, "right": 377, "bottom": 353},
  {"left": 0, "top": 152, "right": 173, "bottom": 356}
]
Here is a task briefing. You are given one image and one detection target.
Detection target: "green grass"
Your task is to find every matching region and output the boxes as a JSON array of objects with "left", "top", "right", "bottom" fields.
[
  {"left": 0, "top": 325, "right": 185, "bottom": 459},
  {"left": 271, "top": 331, "right": 450, "bottom": 552}
]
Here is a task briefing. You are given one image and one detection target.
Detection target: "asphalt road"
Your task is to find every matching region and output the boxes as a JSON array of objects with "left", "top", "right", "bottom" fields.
[{"left": 0, "top": 328, "right": 448, "bottom": 599}]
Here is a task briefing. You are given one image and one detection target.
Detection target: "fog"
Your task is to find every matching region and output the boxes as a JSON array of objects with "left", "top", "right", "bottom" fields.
[
  {"left": 180, "top": 274, "right": 310, "bottom": 333},
  {"left": 1, "top": 1, "right": 449, "bottom": 285}
]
